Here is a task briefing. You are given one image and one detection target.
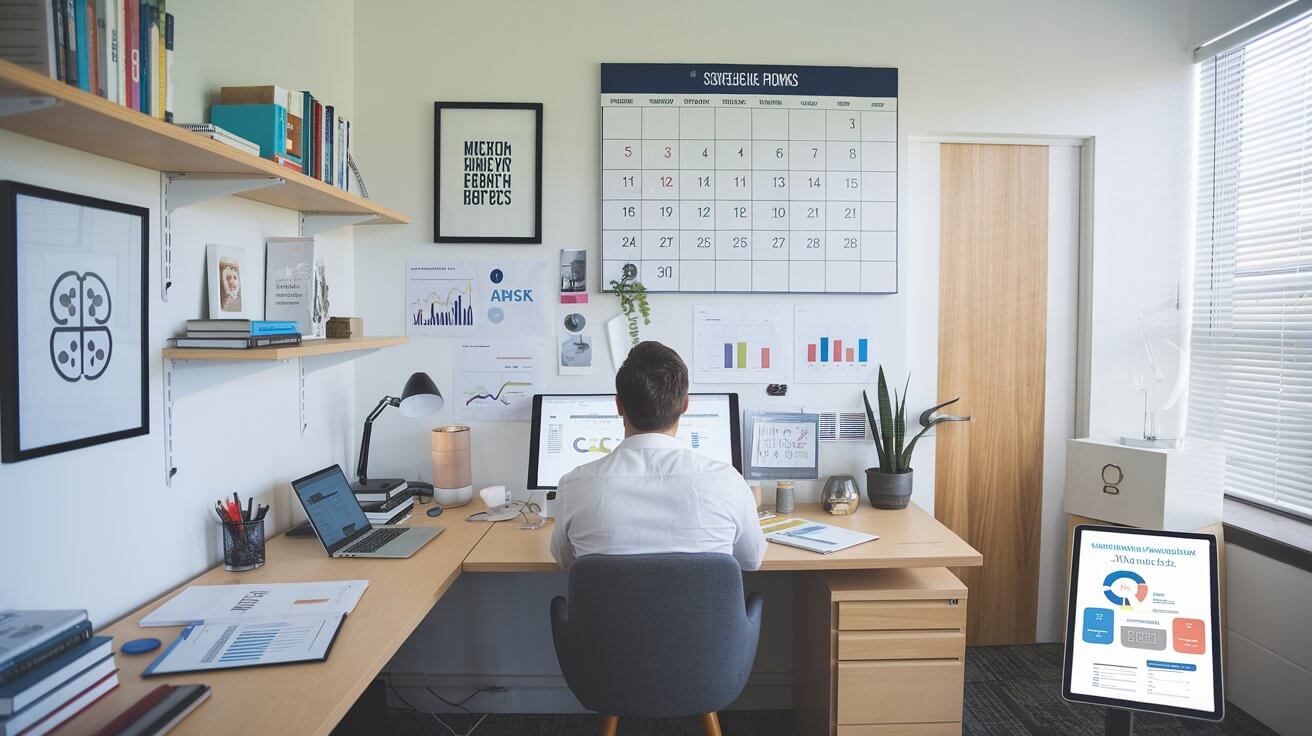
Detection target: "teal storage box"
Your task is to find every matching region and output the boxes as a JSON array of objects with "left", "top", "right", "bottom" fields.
[{"left": 210, "top": 104, "right": 287, "bottom": 159}]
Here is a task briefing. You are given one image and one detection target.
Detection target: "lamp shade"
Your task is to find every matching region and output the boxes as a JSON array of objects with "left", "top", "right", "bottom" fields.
[{"left": 399, "top": 372, "right": 443, "bottom": 417}]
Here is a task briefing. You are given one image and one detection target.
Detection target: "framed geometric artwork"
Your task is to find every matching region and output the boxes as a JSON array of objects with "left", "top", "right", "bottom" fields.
[
  {"left": 434, "top": 101, "right": 543, "bottom": 243},
  {"left": 0, "top": 181, "right": 149, "bottom": 462}
]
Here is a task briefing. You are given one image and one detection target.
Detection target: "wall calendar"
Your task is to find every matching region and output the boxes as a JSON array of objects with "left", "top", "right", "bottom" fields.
[{"left": 600, "top": 63, "right": 898, "bottom": 294}]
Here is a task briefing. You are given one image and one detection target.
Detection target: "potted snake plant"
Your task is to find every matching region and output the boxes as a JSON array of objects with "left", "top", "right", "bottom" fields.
[{"left": 862, "top": 367, "right": 962, "bottom": 509}]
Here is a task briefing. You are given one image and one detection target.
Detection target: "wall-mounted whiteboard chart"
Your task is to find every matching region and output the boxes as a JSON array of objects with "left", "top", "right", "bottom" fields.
[{"left": 601, "top": 63, "right": 898, "bottom": 294}]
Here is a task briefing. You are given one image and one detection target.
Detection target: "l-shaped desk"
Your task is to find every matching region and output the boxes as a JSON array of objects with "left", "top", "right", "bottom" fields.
[{"left": 61, "top": 502, "right": 981, "bottom": 736}]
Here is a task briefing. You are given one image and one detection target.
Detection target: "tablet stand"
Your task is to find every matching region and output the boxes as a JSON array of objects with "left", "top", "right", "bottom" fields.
[{"left": 1106, "top": 708, "right": 1135, "bottom": 736}]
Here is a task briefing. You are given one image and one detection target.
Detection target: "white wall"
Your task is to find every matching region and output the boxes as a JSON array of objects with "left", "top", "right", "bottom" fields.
[
  {"left": 0, "top": 0, "right": 360, "bottom": 626},
  {"left": 349, "top": 0, "right": 1288, "bottom": 714}
]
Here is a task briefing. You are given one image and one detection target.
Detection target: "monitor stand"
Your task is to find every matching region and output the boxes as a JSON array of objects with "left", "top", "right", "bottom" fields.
[{"left": 1106, "top": 708, "right": 1135, "bottom": 736}]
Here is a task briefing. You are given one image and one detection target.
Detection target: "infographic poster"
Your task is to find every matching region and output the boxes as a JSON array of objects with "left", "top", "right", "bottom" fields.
[
  {"left": 1065, "top": 528, "right": 1221, "bottom": 719},
  {"left": 405, "top": 260, "right": 547, "bottom": 337},
  {"left": 454, "top": 339, "right": 544, "bottom": 422}
]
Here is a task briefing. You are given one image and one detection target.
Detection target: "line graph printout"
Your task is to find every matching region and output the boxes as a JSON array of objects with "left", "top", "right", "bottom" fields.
[
  {"left": 406, "top": 262, "right": 477, "bottom": 333},
  {"left": 691, "top": 304, "right": 787, "bottom": 384},
  {"left": 455, "top": 339, "right": 544, "bottom": 422}
]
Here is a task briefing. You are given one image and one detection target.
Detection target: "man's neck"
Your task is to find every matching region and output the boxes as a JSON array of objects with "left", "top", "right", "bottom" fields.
[{"left": 623, "top": 423, "right": 678, "bottom": 439}]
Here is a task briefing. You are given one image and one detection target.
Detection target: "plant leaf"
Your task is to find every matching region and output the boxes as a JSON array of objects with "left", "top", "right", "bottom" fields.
[
  {"left": 877, "top": 367, "right": 894, "bottom": 470},
  {"left": 864, "top": 389, "right": 885, "bottom": 469},
  {"left": 894, "top": 375, "right": 910, "bottom": 470},
  {"left": 900, "top": 424, "right": 932, "bottom": 469}
]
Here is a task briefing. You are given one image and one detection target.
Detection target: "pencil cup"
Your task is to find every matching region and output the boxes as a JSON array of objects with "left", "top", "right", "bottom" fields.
[{"left": 219, "top": 518, "right": 266, "bottom": 571}]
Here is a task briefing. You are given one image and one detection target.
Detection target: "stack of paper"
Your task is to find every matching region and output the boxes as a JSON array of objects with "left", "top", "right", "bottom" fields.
[{"left": 760, "top": 516, "right": 878, "bottom": 554}]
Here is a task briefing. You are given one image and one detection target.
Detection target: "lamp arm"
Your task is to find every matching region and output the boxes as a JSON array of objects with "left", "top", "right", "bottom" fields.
[{"left": 357, "top": 396, "right": 399, "bottom": 483}]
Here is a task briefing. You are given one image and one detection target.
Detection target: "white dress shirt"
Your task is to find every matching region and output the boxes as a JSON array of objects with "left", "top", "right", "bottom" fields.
[{"left": 550, "top": 432, "right": 767, "bottom": 571}]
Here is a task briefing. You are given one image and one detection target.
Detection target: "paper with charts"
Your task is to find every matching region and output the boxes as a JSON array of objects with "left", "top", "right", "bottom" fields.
[
  {"left": 793, "top": 304, "right": 878, "bottom": 383},
  {"left": 139, "top": 580, "right": 369, "bottom": 627},
  {"left": 455, "top": 339, "right": 544, "bottom": 422},
  {"left": 405, "top": 260, "right": 547, "bottom": 337},
  {"left": 143, "top": 614, "right": 344, "bottom": 675},
  {"left": 600, "top": 63, "right": 898, "bottom": 293},
  {"left": 691, "top": 304, "right": 787, "bottom": 384}
]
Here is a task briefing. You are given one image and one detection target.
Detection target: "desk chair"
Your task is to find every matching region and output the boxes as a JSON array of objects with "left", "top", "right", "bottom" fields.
[{"left": 550, "top": 553, "right": 764, "bottom": 736}]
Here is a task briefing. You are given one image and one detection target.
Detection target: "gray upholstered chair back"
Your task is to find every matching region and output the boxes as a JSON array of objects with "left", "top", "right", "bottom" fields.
[{"left": 550, "top": 553, "right": 764, "bottom": 719}]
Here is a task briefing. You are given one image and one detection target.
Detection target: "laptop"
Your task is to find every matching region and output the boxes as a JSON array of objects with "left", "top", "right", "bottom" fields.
[{"left": 291, "top": 465, "right": 442, "bottom": 558}]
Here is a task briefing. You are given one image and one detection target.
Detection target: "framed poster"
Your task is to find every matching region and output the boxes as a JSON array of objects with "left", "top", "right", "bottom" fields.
[
  {"left": 434, "top": 102, "right": 543, "bottom": 243},
  {"left": 0, "top": 181, "right": 149, "bottom": 462}
]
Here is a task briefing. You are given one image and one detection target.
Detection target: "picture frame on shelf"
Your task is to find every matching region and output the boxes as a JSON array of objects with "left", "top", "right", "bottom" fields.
[
  {"left": 0, "top": 181, "right": 149, "bottom": 462},
  {"left": 433, "top": 101, "right": 543, "bottom": 244},
  {"left": 206, "top": 243, "right": 249, "bottom": 319}
]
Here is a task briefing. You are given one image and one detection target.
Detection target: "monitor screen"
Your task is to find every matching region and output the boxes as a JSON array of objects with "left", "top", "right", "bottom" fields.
[
  {"left": 527, "top": 393, "right": 741, "bottom": 489},
  {"left": 1062, "top": 525, "right": 1224, "bottom": 721},
  {"left": 291, "top": 465, "right": 371, "bottom": 553}
]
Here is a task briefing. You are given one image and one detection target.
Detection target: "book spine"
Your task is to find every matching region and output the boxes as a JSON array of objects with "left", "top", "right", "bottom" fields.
[
  {"left": 163, "top": 12, "right": 172, "bottom": 121},
  {"left": 138, "top": 0, "right": 150, "bottom": 115},
  {"left": 155, "top": 0, "right": 164, "bottom": 119},
  {"left": 250, "top": 335, "right": 301, "bottom": 347},
  {"left": 102, "top": 0, "right": 118, "bottom": 103},
  {"left": 86, "top": 0, "right": 99, "bottom": 95},
  {"left": 64, "top": 0, "right": 78, "bottom": 88},
  {"left": 52, "top": 0, "right": 66, "bottom": 82},
  {"left": 122, "top": 0, "right": 135, "bottom": 109},
  {"left": 301, "top": 92, "right": 313, "bottom": 179},
  {"left": 73, "top": 0, "right": 88, "bottom": 90},
  {"left": 0, "top": 621, "right": 92, "bottom": 686},
  {"left": 324, "top": 105, "right": 333, "bottom": 185},
  {"left": 311, "top": 100, "right": 323, "bottom": 180}
]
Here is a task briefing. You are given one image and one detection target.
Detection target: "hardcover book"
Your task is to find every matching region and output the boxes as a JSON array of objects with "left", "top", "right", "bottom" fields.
[{"left": 265, "top": 237, "right": 327, "bottom": 339}]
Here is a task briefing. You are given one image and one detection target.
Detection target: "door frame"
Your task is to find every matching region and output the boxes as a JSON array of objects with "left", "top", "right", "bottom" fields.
[{"left": 908, "top": 133, "right": 1095, "bottom": 436}]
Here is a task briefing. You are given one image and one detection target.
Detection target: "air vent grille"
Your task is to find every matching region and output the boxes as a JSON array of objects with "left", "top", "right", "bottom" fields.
[{"left": 818, "top": 411, "right": 868, "bottom": 441}]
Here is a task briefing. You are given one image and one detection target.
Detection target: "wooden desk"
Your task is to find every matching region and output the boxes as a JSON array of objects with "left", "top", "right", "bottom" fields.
[
  {"left": 463, "top": 502, "right": 983, "bottom": 573},
  {"left": 60, "top": 509, "right": 491, "bottom": 736}
]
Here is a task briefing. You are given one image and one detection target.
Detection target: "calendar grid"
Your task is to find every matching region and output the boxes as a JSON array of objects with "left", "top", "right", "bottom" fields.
[{"left": 602, "top": 63, "right": 898, "bottom": 294}]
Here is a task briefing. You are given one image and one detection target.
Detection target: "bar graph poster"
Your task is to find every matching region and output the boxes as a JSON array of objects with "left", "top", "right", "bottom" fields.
[
  {"left": 793, "top": 304, "right": 878, "bottom": 384},
  {"left": 691, "top": 304, "right": 786, "bottom": 384},
  {"left": 405, "top": 260, "right": 547, "bottom": 337},
  {"left": 454, "top": 339, "right": 544, "bottom": 422}
]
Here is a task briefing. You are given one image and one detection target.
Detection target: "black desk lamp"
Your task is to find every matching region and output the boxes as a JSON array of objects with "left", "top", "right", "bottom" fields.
[{"left": 353, "top": 371, "right": 443, "bottom": 496}]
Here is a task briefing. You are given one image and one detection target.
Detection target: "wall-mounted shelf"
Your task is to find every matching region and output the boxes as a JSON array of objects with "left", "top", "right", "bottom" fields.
[
  {"left": 0, "top": 59, "right": 408, "bottom": 224},
  {"left": 162, "top": 336, "right": 408, "bottom": 362}
]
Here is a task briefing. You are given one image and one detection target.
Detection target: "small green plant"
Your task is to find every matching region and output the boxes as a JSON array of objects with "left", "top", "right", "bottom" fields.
[
  {"left": 862, "top": 366, "right": 961, "bottom": 473},
  {"left": 610, "top": 264, "right": 651, "bottom": 346}
]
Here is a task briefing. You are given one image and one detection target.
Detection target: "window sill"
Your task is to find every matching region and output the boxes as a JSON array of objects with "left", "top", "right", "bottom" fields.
[{"left": 1223, "top": 497, "right": 1312, "bottom": 574}]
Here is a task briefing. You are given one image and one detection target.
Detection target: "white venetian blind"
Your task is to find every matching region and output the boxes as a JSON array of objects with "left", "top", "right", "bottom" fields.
[{"left": 1192, "top": 11, "right": 1312, "bottom": 520}]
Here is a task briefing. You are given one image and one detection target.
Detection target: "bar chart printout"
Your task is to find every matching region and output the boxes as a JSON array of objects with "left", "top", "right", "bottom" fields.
[
  {"left": 143, "top": 614, "right": 344, "bottom": 675},
  {"left": 692, "top": 304, "right": 787, "bottom": 384},
  {"left": 794, "top": 304, "right": 879, "bottom": 383}
]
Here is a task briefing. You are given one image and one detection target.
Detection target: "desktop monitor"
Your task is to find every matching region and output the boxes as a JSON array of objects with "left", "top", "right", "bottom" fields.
[
  {"left": 1063, "top": 525, "right": 1224, "bottom": 722},
  {"left": 527, "top": 393, "right": 741, "bottom": 490}
]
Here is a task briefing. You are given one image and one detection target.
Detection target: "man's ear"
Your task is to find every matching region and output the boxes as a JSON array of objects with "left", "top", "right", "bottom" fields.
[
  {"left": 680, "top": 395, "right": 690, "bottom": 415},
  {"left": 615, "top": 395, "right": 626, "bottom": 417}
]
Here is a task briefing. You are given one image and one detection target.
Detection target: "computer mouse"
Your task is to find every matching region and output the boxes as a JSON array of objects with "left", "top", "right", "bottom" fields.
[{"left": 427, "top": 506, "right": 444, "bottom": 517}]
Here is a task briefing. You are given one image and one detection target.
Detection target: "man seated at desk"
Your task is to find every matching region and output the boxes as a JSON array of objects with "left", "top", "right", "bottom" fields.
[{"left": 550, "top": 341, "right": 767, "bottom": 571}]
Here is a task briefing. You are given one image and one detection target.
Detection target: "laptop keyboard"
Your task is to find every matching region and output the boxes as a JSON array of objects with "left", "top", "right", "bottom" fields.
[{"left": 343, "top": 527, "right": 407, "bottom": 554}]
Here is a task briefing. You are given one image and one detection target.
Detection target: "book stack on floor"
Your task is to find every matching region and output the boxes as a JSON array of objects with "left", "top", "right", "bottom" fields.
[
  {"left": 209, "top": 85, "right": 353, "bottom": 188},
  {"left": 171, "top": 319, "right": 301, "bottom": 350},
  {"left": 361, "top": 488, "right": 417, "bottom": 526},
  {"left": 0, "top": 610, "right": 117, "bottom": 736},
  {"left": 0, "top": 0, "right": 177, "bottom": 120}
]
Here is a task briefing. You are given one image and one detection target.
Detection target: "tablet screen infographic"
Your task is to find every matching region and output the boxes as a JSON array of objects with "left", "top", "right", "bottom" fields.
[{"left": 1063, "top": 526, "right": 1223, "bottom": 721}]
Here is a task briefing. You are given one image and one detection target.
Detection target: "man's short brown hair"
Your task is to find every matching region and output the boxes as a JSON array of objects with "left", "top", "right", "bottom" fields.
[{"left": 615, "top": 341, "right": 689, "bottom": 432}]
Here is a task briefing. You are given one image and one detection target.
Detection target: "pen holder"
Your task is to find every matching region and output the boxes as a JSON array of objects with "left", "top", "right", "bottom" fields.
[{"left": 219, "top": 518, "right": 266, "bottom": 572}]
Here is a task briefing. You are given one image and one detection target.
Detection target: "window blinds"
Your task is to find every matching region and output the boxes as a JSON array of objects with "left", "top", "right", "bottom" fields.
[{"left": 1192, "top": 13, "right": 1312, "bottom": 520}]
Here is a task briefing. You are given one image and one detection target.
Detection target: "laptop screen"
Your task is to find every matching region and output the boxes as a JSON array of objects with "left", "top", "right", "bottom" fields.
[{"left": 291, "top": 465, "right": 371, "bottom": 554}]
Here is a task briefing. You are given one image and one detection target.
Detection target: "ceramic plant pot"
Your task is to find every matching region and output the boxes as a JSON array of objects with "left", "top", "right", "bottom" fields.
[{"left": 865, "top": 468, "right": 913, "bottom": 510}]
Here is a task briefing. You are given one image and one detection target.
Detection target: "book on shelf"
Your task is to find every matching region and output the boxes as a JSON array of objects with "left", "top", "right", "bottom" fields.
[
  {"left": 163, "top": 11, "right": 172, "bottom": 121},
  {"left": 270, "top": 153, "right": 301, "bottom": 173},
  {"left": 184, "top": 319, "right": 298, "bottom": 335},
  {"left": 353, "top": 480, "right": 407, "bottom": 504},
  {"left": 210, "top": 103, "right": 286, "bottom": 160},
  {"left": 0, "top": 637, "right": 112, "bottom": 716},
  {"left": 266, "top": 238, "right": 326, "bottom": 339},
  {"left": 0, "top": 611, "right": 92, "bottom": 686},
  {"left": 0, "top": 669, "right": 118, "bottom": 736},
  {"left": 170, "top": 333, "right": 302, "bottom": 350},
  {"left": 173, "top": 123, "right": 260, "bottom": 157},
  {"left": 0, "top": 1, "right": 59, "bottom": 79},
  {"left": 124, "top": 0, "right": 138, "bottom": 110}
]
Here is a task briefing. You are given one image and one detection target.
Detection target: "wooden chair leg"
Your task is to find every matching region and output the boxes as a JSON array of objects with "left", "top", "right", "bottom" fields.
[
  {"left": 699, "top": 712, "right": 723, "bottom": 736},
  {"left": 599, "top": 714, "right": 619, "bottom": 736}
]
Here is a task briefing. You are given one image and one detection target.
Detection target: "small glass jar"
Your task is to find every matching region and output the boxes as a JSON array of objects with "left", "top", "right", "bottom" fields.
[{"left": 774, "top": 480, "right": 796, "bottom": 514}]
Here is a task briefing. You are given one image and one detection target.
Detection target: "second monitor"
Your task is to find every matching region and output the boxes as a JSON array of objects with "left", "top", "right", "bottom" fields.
[{"left": 527, "top": 393, "right": 741, "bottom": 490}]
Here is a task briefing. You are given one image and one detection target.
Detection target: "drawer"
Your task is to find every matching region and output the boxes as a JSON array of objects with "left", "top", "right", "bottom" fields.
[
  {"left": 838, "top": 723, "right": 961, "bottom": 736},
  {"left": 838, "top": 600, "right": 965, "bottom": 631},
  {"left": 838, "top": 630, "right": 965, "bottom": 661},
  {"left": 837, "top": 660, "right": 964, "bottom": 725}
]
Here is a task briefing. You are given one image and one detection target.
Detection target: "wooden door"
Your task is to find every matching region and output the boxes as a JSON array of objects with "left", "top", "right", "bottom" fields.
[{"left": 935, "top": 143, "right": 1048, "bottom": 646}]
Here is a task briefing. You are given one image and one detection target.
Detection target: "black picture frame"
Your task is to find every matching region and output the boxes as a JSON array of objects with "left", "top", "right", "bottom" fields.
[
  {"left": 0, "top": 181, "right": 150, "bottom": 462},
  {"left": 434, "top": 101, "right": 543, "bottom": 244}
]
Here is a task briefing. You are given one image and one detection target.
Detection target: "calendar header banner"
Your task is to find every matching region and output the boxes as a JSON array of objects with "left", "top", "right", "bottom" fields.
[{"left": 601, "top": 63, "right": 898, "bottom": 98}]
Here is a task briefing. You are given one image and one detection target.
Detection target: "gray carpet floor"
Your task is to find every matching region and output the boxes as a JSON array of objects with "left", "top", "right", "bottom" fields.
[{"left": 387, "top": 644, "right": 1279, "bottom": 735}]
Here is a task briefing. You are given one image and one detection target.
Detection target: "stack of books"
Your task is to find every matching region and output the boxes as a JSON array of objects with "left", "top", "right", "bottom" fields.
[
  {"left": 172, "top": 123, "right": 259, "bottom": 157},
  {"left": 171, "top": 319, "right": 301, "bottom": 350},
  {"left": 209, "top": 85, "right": 353, "bottom": 188},
  {"left": 0, "top": 610, "right": 117, "bottom": 736},
  {"left": 0, "top": 0, "right": 177, "bottom": 120},
  {"left": 361, "top": 489, "right": 417, "bottom": 526}
]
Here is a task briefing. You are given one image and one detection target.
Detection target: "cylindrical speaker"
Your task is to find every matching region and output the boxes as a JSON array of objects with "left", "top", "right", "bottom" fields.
[{"left": 431, "top": 425, "right": 472, "bottom": 506}]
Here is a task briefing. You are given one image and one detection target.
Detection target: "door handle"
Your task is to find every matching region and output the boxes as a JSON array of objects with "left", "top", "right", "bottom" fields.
[{"left": 920, "top": 398, "right": 971, "bottom": 429}]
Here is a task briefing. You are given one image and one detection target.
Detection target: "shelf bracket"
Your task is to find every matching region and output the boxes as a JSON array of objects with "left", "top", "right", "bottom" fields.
[
  {"left": 159, "top": 173, "right": 284, "bottom": 302},
  {"left": 163, "top": 358, "right": 185, "bottom": 487},
  {"left": 298, "top": 358, "right": 308, "bottom": 437},
  {"left": 299, "top": 212, "right": 379, "bottom": 237},
  {"left": 0, "top": 96, "right": 58, "bottom": 119}
]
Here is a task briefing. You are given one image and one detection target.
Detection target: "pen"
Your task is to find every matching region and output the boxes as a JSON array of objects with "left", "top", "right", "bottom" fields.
[{"left": 245, "top": 497, "right": 254, "bottom": 522}]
